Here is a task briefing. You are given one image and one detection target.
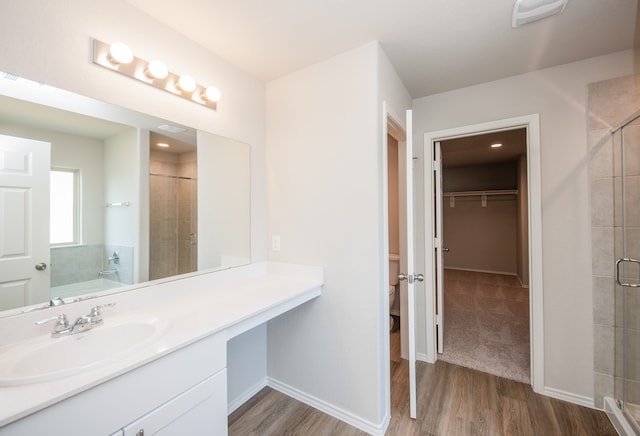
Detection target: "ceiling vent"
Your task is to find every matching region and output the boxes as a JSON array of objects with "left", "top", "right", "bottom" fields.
[{"left": 512, "top": 0, "right": 568, "bottom": 28}]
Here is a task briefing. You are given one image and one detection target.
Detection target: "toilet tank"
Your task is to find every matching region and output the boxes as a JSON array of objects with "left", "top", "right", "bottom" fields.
[{"left": 389, "top": 253, "right": 400, "bottom": 286}]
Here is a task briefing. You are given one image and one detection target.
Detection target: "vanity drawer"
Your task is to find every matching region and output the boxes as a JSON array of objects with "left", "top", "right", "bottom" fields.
[{"left": 122, "top": 369, "right": 226, "bottom": 436}]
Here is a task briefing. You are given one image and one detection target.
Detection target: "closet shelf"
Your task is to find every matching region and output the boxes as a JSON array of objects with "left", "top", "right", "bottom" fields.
[
  {"left": 443, "top": 189, "right": 518, "bottom": 197},
  {"left": 443, "top": 190, "right": 518, "bottom": 208}
]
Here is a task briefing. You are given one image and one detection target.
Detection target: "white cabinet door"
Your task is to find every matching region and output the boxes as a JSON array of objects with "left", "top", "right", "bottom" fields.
[
  {"left": 123, "top": 369, "right": 227, "bottom": 436},
  {"left": 0, "top": 134, "right": 50, "bottom": 310}
]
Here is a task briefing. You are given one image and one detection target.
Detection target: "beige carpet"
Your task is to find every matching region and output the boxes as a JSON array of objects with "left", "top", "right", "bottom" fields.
[{"left": 438, "top": 269, "right": 531, "bottom": 384}]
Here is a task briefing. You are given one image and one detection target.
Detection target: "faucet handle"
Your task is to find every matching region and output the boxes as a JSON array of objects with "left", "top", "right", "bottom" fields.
[
  {"left": 35, "top": 314, "right": 69, "bottom": 333},
  {"left": 89, "top": 302, "right": 116, "bottom": 314},
  {"left": 88, "top": 302, "right": 116, "bottom": 325}
]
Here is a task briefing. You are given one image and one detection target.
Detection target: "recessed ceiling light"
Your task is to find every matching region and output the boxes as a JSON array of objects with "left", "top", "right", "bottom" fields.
[
  {"left": 512, "top": 0, "right": 568, "bottom": 28},
  {"left": 157, "top": 143, "right": 170, "bottom": 148},
  {"left": 491, "top": 143, "right": 503, "bottom": 148}
]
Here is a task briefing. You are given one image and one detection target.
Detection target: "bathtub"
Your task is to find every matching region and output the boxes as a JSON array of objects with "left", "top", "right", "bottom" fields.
[{"left": 50, "top": 279, "right": 126, "bottom": 300}]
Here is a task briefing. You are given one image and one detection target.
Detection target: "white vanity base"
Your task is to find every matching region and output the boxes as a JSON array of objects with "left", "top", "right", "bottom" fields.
[{"left": 0, "top": 262, "right": 323, "bottom": 435}]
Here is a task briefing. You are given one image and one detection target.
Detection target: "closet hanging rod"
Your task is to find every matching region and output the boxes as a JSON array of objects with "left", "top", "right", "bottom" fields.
[{"left": 443, "top": 189, "right": 518, "bottom": 198}]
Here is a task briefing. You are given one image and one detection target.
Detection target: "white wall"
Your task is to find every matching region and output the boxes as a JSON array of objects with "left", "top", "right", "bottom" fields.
[
  {"left": 104, "top": 129, "right": 139, "bottom": 247},
  {"left": 413, "top": 49, "right": 636, "bottom": 401},
  {"left": 0, "top": 0, "right": 267, "bottom": 412},
  {"left": 265, "top": 42, "right": 411, "bottom": 432}
]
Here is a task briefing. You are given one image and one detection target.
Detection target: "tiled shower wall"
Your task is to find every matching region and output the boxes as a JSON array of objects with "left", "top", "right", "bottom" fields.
[
  {"left": 589, "top": 74, "right": 640, "bottom": 408},
  {"left": 149, "top": 150, "right": 197, "bottom": 281},
  {"left": 50, "top": 244, "right": 133, "bottom": 287}
]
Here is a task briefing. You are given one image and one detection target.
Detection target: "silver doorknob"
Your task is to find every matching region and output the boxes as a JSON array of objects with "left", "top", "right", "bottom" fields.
[
  {"left": 398, "top": 274, "right": 408, "bottom": 281},
  {"left": 415, "top": 274, "right": 424, "bottom": 282},
  {"left": 35, "top": 262, "right": 47, "bottom": 271},
  {"left": 442, "top": 247, "right": 450, "bottom": 252}
]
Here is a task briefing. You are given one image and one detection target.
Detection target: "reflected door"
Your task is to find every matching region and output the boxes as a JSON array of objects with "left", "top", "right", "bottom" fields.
[{"left": 0, "top": 134, "right": 50, "bottom": 309}]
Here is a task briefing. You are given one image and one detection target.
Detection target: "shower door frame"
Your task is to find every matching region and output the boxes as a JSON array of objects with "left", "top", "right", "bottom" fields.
[{"left": 611, "top": 109, "right": 640, "bottom": 433}]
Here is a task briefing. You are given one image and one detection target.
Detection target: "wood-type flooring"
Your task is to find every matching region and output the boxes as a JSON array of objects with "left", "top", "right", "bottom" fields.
[{"left": 228, "top": 331, "right": 616, "bottom": 435}]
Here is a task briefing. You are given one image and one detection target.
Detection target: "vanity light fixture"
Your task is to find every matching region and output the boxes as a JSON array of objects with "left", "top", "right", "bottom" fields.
[
  {"left": 108, "top": 42, "right": 134, "bottom": 65},
  {"left": 145, "top": 60, "right": 169, "bottom": 80},
  {"left": 177, "top": 74, "right": 197, "bottom": 93},
  {"left": 203, "top": 86, "right": 222, "bottom": 103},
  {"left": 156, "top": 142, "right": 170, "bottom": 148},
  {"left": 92, "top": 39, "right": 219, "bottom": 110},
  {"left": 490, "top": 143, "right": 503, "bottom": 148}
]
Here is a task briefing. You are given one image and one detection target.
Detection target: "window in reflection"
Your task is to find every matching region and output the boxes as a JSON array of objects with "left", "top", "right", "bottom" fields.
[{"left": 50, "top": 168, "right": 78, "bottom": 245}]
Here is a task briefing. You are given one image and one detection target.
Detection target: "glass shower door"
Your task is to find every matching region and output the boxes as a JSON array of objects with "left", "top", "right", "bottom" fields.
[{"left": 613, "top": 122, "right": 640, "bottom": 431}]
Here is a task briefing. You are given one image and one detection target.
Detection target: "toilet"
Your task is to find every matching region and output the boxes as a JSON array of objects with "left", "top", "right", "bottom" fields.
[
  {"left": 388, "top": 285, "right": 396, "bottom": 330},
  {"left": 389, "top": 254, "right": 400, "bottom": 330}
]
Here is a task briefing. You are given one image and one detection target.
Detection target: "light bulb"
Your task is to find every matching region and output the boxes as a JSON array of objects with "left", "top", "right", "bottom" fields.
[
  {"left": 146, "top": 60, "right": 168, "bottom": 80},
  {"left": 178, "top": 75, "right": 197, "bottom": 93},
  {"left": 108, "top": 42, "right": 133, "bottom": 65},
  {"left": 204, "top": 86, "right": 221, "bottom": 102}
]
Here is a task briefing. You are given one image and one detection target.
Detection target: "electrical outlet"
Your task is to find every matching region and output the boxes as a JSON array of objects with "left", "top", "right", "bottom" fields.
[{"left": 272, "top": 235, "right": 281, "bottom": 251}]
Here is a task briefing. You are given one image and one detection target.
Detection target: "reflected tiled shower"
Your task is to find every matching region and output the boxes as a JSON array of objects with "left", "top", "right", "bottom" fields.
[{"left": 149, "top": 149, "right": 197, "bottom": 281}]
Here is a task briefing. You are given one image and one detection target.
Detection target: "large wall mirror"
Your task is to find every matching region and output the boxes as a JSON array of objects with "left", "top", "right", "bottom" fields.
[{"left": 0, "top": 72, "right": 250, "bottom": 318}]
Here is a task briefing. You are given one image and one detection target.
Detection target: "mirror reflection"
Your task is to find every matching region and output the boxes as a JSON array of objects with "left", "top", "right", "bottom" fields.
[
  {"left": 149, "top": 132, "right": 198, "bottom": 281},
  {"left": 0, "top": 73, "right": 250, "bottom": 317}
]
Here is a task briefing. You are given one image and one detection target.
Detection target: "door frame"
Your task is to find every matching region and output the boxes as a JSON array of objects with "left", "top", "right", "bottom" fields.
[{"left": 423, "top": 114, "right": 544, "bottom": 393}]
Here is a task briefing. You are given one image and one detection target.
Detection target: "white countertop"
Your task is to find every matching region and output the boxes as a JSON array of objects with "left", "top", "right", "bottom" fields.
[{"left": 0, "top": 262, "right": 323, "bottom": 427}]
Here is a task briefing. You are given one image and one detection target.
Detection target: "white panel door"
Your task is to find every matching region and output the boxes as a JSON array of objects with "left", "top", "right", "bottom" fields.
[
  {"left": 399, "top": 109, "right": 421, "bottom": 419},
  {"left": 0, "top": 134, "right": 50, "bottom": 310},
  {"left": 424, "top": 139, "right": 444, "bottom": 361}
]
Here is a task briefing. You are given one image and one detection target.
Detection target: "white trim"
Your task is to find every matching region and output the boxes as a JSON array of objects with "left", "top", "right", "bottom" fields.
[
  {"left": 423, "top": 114, "right": 544, "bottom": 392},
  {"left": 227, "top": 378, "right": 268, "bottom": 415},
  {"left": 543, "top": 387, "right": 595, "bottom": 409},
  {"left": 416, "top": 352, "right": 429, "bottom": 362},
  {"left": 268, "top": 377, "right": 388, "bottom": 436},
  {"left": 381, "top": 101, "right": 392, "bottom": 431},
  {"left": 444, "top": 266, "right": 520, "bottom": 277}
]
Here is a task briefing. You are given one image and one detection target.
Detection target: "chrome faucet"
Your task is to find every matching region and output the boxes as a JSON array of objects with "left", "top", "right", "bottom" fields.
[
  {"left": 108, "top": 251, "right": 120, "bottom": 265},
  {"left": 49, "top": 297, "right": 65, "bottom": 306},
  {"left": 35, "top": 303, "right": 116, "bottom": 337},
  {"left": 98, "top": 269, "right": 118, "bottom": 277}
]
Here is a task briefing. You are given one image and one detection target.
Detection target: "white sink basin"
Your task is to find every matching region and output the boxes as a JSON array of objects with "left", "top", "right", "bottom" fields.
[{"left": 0, "top": 315, "right": 169, "bottom": 386}]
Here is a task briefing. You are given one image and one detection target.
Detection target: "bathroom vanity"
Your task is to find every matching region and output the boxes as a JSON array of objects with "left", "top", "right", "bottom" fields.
[{"left": 0, "top": 262, "right": 322, "bottom": 435}]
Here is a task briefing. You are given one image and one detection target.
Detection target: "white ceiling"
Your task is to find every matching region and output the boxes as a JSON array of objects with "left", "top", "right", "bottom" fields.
[{"left": 124, "top": 0, "right": 638, "bottom": 98}]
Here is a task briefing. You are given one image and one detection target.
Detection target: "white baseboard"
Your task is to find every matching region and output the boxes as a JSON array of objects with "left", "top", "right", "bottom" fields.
[
  {"left": 227, "top": 378, "right": 268, "bottom": 415},
  {"left": 543, "top": 387, "right": 595, "bottom": 409},
  {"left": 444, "top": 266, "right": 518, "bottom": 276},
  {"left": 267, "top": 376, "right": 387, "bottom": 435},
  {"left": 417, "top": 352, "right": 429, "bottom": 362}
]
